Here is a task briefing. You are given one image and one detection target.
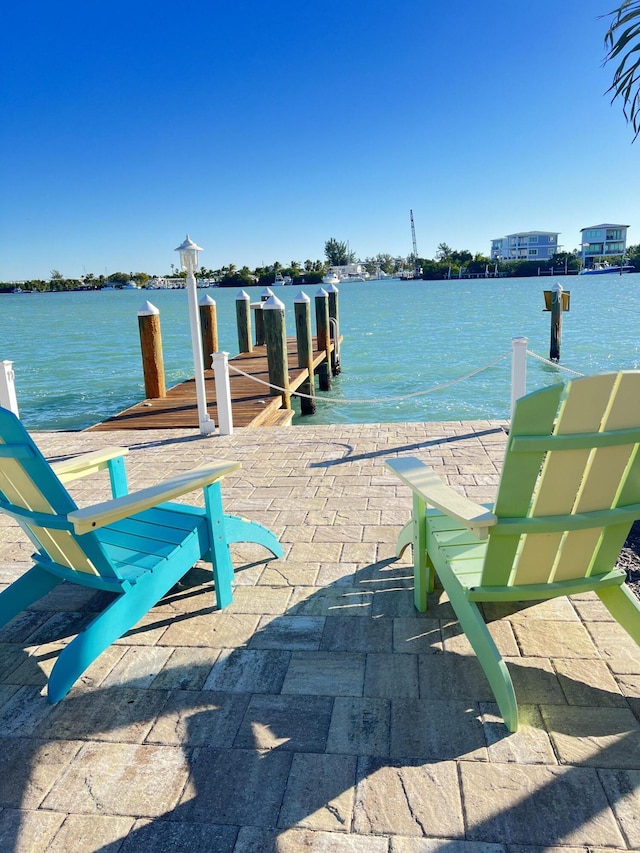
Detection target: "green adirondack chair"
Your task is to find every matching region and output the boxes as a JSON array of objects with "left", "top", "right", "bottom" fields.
[
  {"left": 0, "top": 406, "right": 283, "bottom": 703},
  {"left": 386, "top": 371, "right": 640, "bottom": 732}
]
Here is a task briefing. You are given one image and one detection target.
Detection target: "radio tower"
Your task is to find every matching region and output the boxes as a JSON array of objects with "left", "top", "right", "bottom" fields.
[{"left": 410, "top": 210, "right": 420, "bottom": 278}]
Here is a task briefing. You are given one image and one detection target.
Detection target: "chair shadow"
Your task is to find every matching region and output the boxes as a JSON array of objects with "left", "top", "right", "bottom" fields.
[{"left": 0, "top": 554, "right": 638, "bottom": 851}]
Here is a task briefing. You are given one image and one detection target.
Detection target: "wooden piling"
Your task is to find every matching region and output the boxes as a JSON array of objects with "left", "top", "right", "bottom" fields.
[
  {"left": 315, "top": 288, "right": 332, "bottom": 391},
  {"left": 236, "top": 290, "right": 252, "bottom": 354},
  {"left": 137, "top": 301, "right": 166, "bottom": 398},
  {"left": 550, "top": 283, "right": 563, "bottom": 362},
  {"left": 263, "top": 295, "right": 291, "bottom": 409},
  {"left": 199, "top": 294, "right": 218, "bottom": 368},
  {"left": 294, "top": 291, "right": 316, "bottom": 415},
  {"left": 255, "top": 287, "right": 272, "bottom": 347},
  {"left": 325, "top": 282, "right": 341, "bottom": 375}
]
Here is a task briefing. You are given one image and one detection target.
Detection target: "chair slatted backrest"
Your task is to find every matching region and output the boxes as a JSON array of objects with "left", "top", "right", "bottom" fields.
[
  {"left": 0, "top": 408, "right": 116, "bottom": 578},
  {"left": 482, "top": 371, "right": 640, "bottom": 588}
]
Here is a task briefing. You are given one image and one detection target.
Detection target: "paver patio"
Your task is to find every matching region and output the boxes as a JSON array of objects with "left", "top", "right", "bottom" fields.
[{"left": 0, "top": 421, "right": 639, "bottom": 852}]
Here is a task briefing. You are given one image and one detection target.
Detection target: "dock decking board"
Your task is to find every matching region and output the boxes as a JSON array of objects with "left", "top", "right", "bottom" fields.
[{"left": 88, "top": 338, "right": 335, "bottom": 431}]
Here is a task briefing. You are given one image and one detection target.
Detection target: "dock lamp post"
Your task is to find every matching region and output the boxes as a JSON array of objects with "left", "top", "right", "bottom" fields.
[{"left": 175, "top": 235, "right": 216, "bottom": 435}]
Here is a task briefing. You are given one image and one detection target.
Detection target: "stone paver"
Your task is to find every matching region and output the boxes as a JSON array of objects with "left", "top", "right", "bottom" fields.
[
  {"left": 459, "top": 762, "right": 625, "bottom": 847},
  {"left": 0, "top": 421, "right": 638, "bottom": 851}
]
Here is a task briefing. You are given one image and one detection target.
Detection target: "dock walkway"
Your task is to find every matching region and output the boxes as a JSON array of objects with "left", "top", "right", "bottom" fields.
[{"left": 90, "top": 337, "right": 334, "bottom": 431}]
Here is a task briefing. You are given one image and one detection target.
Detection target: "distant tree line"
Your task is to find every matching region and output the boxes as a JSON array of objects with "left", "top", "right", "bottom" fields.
[{"left": 3, "top": 241, "right": 640, "bottom": 293}]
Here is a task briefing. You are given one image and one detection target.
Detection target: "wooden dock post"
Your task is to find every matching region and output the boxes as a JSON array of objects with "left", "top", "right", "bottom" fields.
[
  {"left": 325, "top": 281, "right": 341, "bottom": 375},
  {"left": 294, "top": 290, "right": 316, "bottom": 415},
  {"left": 263, "top": 294, "right": 291, "bottom": 409},
  {"left": 254, "top": 287, "right": 272, "bottom": 347},
  {"left": 315, "top": 288, "right": 332, "bottom": 391},
  {"left": 137, "top": 301, "right": 166, "bottom": 398},
  {"left": 543, "top": 282, "right": 569, "bottom": 363},
  {"left": 199, "top": 294, "right": 218, "bottom": 368},
  {"left": 236, "top": 290, "right": 252, "bottom": 354}
]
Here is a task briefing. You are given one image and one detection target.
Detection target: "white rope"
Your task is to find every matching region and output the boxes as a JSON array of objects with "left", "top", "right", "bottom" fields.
[
  {"left": 526, "top": 350, "right": 585, "bottom": 376},
  {"left": 228, "top": 352, "right": 510, "bottom": 404}
]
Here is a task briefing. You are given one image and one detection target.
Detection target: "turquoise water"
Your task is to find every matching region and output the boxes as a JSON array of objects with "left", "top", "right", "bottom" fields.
[{"left": 2, "top": 276, "right": 639, "bottom": 431}]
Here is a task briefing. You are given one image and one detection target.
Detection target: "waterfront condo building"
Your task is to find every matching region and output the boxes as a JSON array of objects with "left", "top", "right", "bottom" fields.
[
  {"left": 580, "top": 224, "right": 628, "bottom": 266},
  {"left": 491, "top": 231, "right": 559, "bottom": 262}
]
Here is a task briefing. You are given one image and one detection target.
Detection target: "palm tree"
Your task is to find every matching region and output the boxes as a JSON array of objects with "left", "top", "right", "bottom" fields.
[{"left": 604, "top": 0, "right": 640, "bottom": 139}]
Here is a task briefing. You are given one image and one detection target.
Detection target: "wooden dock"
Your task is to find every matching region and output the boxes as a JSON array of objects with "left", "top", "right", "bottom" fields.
[{"left": 89, "top": 338, "right": 335, "bottom": 431}]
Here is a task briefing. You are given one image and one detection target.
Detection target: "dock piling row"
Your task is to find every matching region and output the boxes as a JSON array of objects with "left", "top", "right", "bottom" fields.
[{"left": 132, "top": 285, "right": 340, "bottom": 430}]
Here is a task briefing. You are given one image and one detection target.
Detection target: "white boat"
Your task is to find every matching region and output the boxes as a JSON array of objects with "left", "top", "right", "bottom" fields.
[
  {"left": 273, "top": 273, "right": 285, "bottom": 286},
  {"left": 322, "top": 272, "right": 341, "bottom": 286}
]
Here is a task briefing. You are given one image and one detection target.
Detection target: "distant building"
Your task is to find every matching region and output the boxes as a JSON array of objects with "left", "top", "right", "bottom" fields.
[
  {"left": 580, "top": 224, "right": 629, "bottom": 267},
  {"left": 491, "top": 231, "right": 559, "bottom": 262}
]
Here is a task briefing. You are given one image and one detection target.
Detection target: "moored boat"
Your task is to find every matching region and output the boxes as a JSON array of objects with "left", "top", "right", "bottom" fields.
[
  {"left": 322, "top": 272, "right": 341, "bottom": 286},
  {"left": 580, "top": 262, "right": 634, "bottom": 275}
]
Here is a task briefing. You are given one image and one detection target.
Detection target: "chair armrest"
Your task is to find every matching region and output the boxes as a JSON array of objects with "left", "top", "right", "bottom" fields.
[
  {"left": 52, "top": 447, "right": 129, "bottom": 483},
  {"left": 386, "top": 456, "right": 497, "bottom": 540},
  {"left": 68, "top": 460, "right": 241, "bottom": 534}
]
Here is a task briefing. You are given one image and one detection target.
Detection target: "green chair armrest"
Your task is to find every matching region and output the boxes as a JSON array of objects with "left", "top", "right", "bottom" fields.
[
  {"left": 386, "top": 456, "right": 497, "bottom": 539},
  {"left": 52, "top": 447, "right": 130, "bottom": 483},
  {"left": 68, "top": 460, "right": 241, "bottom": 534}
]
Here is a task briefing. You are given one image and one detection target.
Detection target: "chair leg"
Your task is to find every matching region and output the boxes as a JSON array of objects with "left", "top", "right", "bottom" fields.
[
  {"left": 47, "top": 562, "right": 187, "bottom": 703},
  {"left": 0, "top": 566, "right": 61, "bottom": 628},
  {"left": 597, "top": 584, "right": 640, "bottom": 645},
  {"left": 413, "top": 494, "right": 433, "bottom": 611},
  {"left": 203, "top": 483, "right": 284, "bottom": 610},
  {"left": 200, "top": 484, "right": 233, "bottom": 610},
  {"left": 444, "top": 579, "right": 519, "bottom": 732}
]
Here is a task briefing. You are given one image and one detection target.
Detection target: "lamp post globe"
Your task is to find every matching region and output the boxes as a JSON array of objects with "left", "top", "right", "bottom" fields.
[{"left": 175, "top": 235, "right": 203, "bottom": 275}]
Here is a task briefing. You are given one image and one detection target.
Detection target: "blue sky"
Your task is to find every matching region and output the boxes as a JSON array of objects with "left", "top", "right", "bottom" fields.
[{"left": 1, "top": 0, "right": 638, "bottom": 280}]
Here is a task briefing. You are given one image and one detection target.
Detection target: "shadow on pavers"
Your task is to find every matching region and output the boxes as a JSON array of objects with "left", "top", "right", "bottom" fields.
[{"left": 0, "top": 555, "right": 637, "bottom": 852}]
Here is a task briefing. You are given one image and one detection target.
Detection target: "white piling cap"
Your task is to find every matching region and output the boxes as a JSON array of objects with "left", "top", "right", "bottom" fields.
[
  {"left": 137, "top": 300, "right": 159, "bottom": 316},
  {"left": 236, "top": 289, "right": 250, "bottom": 300},
  {"left": 552, "top": 281, "right": 563, "bottom": 292},
  {"left": 263, "top": 294, "right": 285, "bottom": 310},
  {"left": 315, "top": 287, "right": 328, "bottom": 297},
  {"left": 199, "top": 294, "right": 216, "bottom": 306},
  {"left": 294, "top": 290, "right": 310, "bottom": 303},
  {"left": 325, "top": 282, "right": 339, "bottom": 293},
  {"left": 262, "top": 287, "right": 274, "bottom": 297}
]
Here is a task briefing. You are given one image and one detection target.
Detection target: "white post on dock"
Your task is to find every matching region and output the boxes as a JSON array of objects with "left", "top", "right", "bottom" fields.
[
  {"left": 510, "top": 336, "right": 528, "bottom": 420},
  {"left": 212, "top": 351, "right": 233, "bottom": 436},
  {"left": 175, "top": 235, "right": 216, "bottom": 436},
  {"left": 0, "top": 360, "right": 19, "bottom": 417}
]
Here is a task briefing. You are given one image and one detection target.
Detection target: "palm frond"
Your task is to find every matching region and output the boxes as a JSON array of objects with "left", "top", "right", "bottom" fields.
[{"left": 603, "top": 0, "right": 640, "bottom": 138}]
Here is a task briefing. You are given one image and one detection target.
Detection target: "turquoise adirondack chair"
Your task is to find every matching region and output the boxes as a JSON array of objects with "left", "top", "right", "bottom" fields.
[
  {"left": 0, "top": 406, "right": 283, "bottom": 702},
  {"left": 386, "top": 371, "right": 640, "bottom": 731}
]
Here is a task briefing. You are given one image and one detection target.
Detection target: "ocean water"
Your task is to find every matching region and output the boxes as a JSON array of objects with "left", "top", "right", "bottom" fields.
[{"left": 2, "top": 275, "right": 639, "bottom": 431}]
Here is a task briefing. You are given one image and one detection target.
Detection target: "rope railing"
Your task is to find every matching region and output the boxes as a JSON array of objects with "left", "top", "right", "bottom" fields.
[
  {"left": 526, "top": 349, "right": 585, "bottom": 376},
  {"left": 228, "top": 352, "right": 511, "bottom": 404}
]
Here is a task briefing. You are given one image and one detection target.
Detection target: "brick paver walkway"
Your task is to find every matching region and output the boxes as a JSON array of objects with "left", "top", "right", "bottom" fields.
[{"left": 0, "top": 422, "right": 638, "bottom": 852}]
